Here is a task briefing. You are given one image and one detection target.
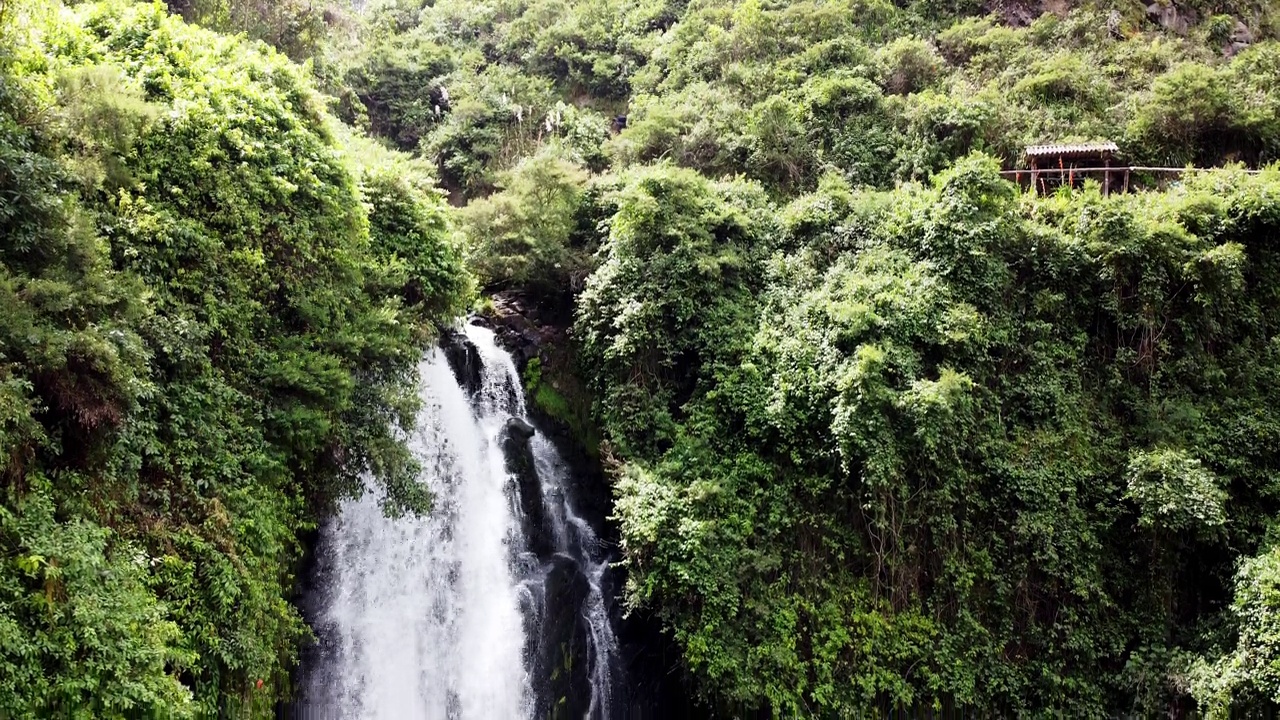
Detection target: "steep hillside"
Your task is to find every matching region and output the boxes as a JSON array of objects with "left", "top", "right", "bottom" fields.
[
  {"left": 5, "top": 0, "right": 1280, "bottom": 716},
  {"left": 327, "top": 0, "right": 1280, "bottom": 715},
  {"left": 340, "top": 0, "right": 1280, "bottom": 200},
  {"left": 0, "top": 2, "right": 467, "bottom": 715}
]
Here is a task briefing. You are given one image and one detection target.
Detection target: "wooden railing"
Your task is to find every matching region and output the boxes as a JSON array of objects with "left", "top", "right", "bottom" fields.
[
  {"left": 997, "top": 165, "right": 1266, "bottom": 195},
  {"left": 998, "top": 166, "right": 1267, "bottom": 177}
]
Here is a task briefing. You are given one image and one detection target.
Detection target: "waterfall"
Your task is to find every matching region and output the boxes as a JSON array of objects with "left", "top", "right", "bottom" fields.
[{"left": 297, "top": 323, "right": 621, "bottom": 719}]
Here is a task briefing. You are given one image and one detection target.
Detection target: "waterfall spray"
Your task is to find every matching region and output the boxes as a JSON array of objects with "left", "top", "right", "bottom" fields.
[{"left": 299, "top": 323, "right": 620, "bottom": 720}]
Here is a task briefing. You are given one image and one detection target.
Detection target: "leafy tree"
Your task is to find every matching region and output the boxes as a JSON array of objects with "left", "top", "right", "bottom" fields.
[
  {"left": 875, "top": 37, "right": 943, "bottom": 95},
  {"left": 1128, "top": 63, "right": 1240, "bottom": 165},
  {"left": 459, "top": 145, "right": 592, "bottom": 297},
  {"left": 0, "top": 2, "right": 470, "bottom": 715},
  {"left": 577, "top": 164, "right": 771, "bottom": 459},
  {"left": 1186, "top": 544, "right": 1280, "bottom": 716}
]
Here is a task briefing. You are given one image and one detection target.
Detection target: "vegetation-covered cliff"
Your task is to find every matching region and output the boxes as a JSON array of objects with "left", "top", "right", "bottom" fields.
[
  {"left": 583, "top": 157, "right": 1280, "bottom": 716},
  {"left": 337, "top": 0, "right": 1280, "bottom": 715},
  {"left": 6, "top": 0, "right": 1280, "bottom": 716},
  {"left": 0, "top": 2, "right": 466, "bottom": 715}
]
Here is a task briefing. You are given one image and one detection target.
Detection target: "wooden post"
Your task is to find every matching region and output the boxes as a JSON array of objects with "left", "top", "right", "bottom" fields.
[
  {"left": 1103, "top": 157, "right": 1111, "bottom": 196},
  {"left": 1030, "top": 158, "right": 1039, "bottom": 195},
  {"left": 1123, "top": 169, "right": 1130, "bottom": 194}
]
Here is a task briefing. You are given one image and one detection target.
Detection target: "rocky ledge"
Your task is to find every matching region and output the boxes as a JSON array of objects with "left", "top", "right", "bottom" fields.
[{"left": 470, "top": 291, "right": 562, "bottom": 370}]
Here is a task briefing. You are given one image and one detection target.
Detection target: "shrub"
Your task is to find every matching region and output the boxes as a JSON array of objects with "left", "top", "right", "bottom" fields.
[
  {"left": 876, "top": 37, "right": 943, "bottom": 95},
  {"left": 343, "top": 30, "right": 455, "bottom": 149},
  {"left": 576, "top": 164, "right": 772, "bottom": 458},
  {"left": 460, "top": 146, "right": 592, "bottom": 297},
  {"left": 1011, "top": 53, "right": 1109, "bottom": 109},
  {"left": 1186, "top": 545, "right": 1280, "bottom": 716},
  {"left": 1124, "top": 448, "right": 1227, "bottom": 532},
  {"left": 1128, "top": 62, "right": 1238, "bottom": 164}
]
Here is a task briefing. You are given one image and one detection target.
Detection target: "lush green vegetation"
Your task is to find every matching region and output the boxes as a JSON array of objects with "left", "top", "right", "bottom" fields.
[
  {"left": 344, "top": 0, "right": 1280, "bottom": 200},
  {"left": 0, "top": 1, "right": 466, "bottom": 715},
  {"left": 9, "top": 0, "right": 1280, "bottom": 715},
  {"left": 329, "top": 0, "right": 1280, "bottom": 715},
  {"left": 583, "top": 159, "right": 1280, "bottom": 715}
]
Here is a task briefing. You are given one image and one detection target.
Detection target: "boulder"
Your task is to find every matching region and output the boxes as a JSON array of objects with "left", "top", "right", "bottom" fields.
[
  {"left": 440, "top": 331, "right": 483, "bottom": 397},
  {"left": 501, "top": 418, "right": 555, "bottom": 560},
  {"left": 505, "top": 416, "right": 536, "bottom": 439},
  {"left": 1146, "top": 2, "right": 1191, "bottom": 35}
]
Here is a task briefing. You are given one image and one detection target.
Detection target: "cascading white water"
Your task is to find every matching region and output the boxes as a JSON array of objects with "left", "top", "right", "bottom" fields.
[
  {"left": 299, "top": 323, "right": 621, "bottom": 720},
  {"left": 527, "top": 434, "right": 620, "bottom": 718}
]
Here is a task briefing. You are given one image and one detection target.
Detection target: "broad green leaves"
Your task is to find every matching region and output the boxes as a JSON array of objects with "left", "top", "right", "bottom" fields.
[
  {"left": 1125, "top": 448, "right": 1227, "bottom": 532},
  {"left": 459, "top": 145, "right": 592, "bottom": 297}
]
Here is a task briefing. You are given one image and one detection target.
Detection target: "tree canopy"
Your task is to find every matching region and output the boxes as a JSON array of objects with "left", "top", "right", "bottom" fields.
[
  {"left": 0, "top": 1, "right": 466, "bottom": 715},
  {"left": 7, "top": 0, "right": 1280, "bottom": 716}
]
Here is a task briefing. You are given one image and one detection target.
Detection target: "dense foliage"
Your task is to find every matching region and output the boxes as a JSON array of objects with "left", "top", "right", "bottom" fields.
[
  {"left": 10, "top": 0, "right": 1280, "bottom": 714},
  {"left": 581, "top": 158, "right": 1280, "bottom": 715},
  {"left": 0, "top": 1, "right": 466, "bottom": 715},
  {"left": 345, "top": 0, "right": 1280, "bottom": 202},
  {"left": 323, "top": 0, "right": 1280, "bottom": 715},
  {"left": 458, "top": 144, "right": 595, "bottom": 297}
]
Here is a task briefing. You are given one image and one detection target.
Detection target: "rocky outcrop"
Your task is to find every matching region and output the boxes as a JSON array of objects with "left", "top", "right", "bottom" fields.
[
  {"left": 1225, "top": 20, "right": 1254, "bottom": 57},
  {"left": 440, "top": 330, "right": 483, "bottom": 397},
  {"left": 472, "top": 292, "right": 557, "bottom": 368},
  {"left": 530, "top": 554, "right": 593, "bottom": 720},
  {"left": 500, "top": 416, "right": 556, "bottom": 560},
  {"left": 1146, "top": 1, "right": 1192, "bottom": 35}
]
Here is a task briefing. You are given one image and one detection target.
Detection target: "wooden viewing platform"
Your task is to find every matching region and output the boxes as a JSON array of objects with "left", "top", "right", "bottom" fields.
[
  {"left": 1004, "top": 142, "right": 1265, "bottom": 195},
  {"left": 1000, "top": 165, "right": 1266, "bottom": 194}
]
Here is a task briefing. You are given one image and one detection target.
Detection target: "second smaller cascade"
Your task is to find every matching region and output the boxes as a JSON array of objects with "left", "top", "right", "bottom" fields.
[{"left": 459, "top": 323, "right": 624, "bottom": 720}]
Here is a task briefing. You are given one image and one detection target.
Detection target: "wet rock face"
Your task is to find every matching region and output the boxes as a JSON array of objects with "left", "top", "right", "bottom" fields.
[
  {"left": 500, "top": 418, "right": 556, "bottom": 560},
  {"left": 478, "top": 292, "right": 710, "bottom": 718},
  {"left": 532, "top": 554, "right": 593, "bottom": 720},
  {"left": 506, "top": 416, "right": 536, "bottom": 439},
  {"left": 474, "top": 291, "right": 559, "bottom": 368},
  {"left": 477, "top": 293, "right": 604, "bottom": 523},
  {"left": 440, "top": 330, "right": 483, "bottom": 397}
]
